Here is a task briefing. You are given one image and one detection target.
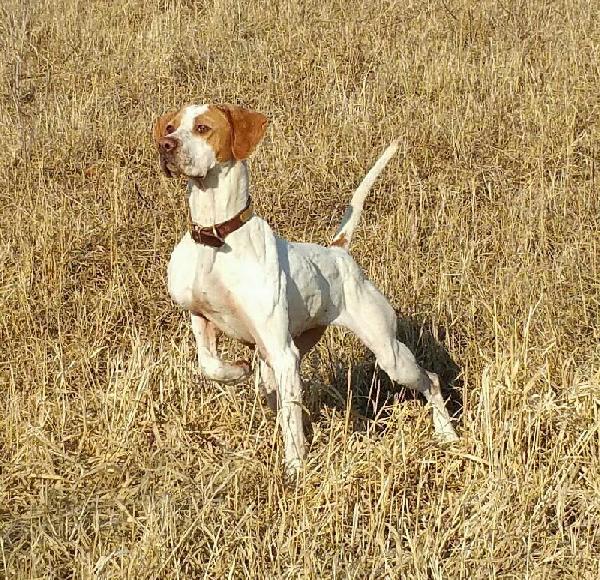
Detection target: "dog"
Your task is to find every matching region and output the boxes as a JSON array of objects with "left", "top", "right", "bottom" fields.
[{"left": 153, "top": 103, "right": 458, "bottom": 474}]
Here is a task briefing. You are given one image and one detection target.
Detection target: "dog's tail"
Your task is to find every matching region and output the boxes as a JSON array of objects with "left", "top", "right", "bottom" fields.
[{"left": 330, "top": 139, "right": 400, "bottom": 251}]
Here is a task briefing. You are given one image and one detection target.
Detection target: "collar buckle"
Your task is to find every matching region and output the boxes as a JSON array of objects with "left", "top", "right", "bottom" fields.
[{"left": 190, "top": 196, "right": 253, "bottom": 248}]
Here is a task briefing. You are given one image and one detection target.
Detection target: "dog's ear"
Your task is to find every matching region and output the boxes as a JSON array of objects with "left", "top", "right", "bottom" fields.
[{"left": 217, "top": 105, "right": 268, "bottom": 160}]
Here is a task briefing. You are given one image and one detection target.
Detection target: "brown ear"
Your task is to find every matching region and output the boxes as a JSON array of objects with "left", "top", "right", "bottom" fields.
[{"left": 217, "top": 105, "right": 268, "bottom": 160}]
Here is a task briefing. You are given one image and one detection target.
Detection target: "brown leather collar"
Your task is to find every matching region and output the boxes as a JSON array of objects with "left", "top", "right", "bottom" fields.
[{"left": 190, "top": 196, "right": 254, "bottom": 248}]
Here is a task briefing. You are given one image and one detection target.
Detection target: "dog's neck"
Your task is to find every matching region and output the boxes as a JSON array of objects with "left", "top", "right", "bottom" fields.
[{"left": 187, "top": 161, "right": 249, "bottom": 227}]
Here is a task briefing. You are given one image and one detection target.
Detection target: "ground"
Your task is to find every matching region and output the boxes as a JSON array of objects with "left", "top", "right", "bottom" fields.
[{"left": 1, "top": 0, "right": 599, "bottom": 577}]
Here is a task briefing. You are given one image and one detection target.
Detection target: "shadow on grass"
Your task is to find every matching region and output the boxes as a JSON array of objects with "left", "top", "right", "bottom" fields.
[{"left": 303, "top": 315, "right": 463, "bottom": 435}]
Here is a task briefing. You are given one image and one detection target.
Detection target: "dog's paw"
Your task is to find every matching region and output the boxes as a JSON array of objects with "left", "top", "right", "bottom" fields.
[
  {"left": 438, "top": 429, "right": 460, "bottom": 443},
  {"left": 284, "top": 458, "right": 304, "bottom": 481},
  {"left": 194, "top": 359, "right": 252, "bottom": 385},
  {"left": 435, "top": 418, "right": 459, "bottom": 443},
  {"left": 234, "top": 359, "right": 251, "bottom": 378}
]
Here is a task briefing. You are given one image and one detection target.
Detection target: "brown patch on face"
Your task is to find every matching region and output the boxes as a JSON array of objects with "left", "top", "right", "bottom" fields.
[
  {"left": 152, "top": 110, "right": 182, "bottom": 144},
  {"left": 153, "top": 109, "right": 184, "bottom": 177},
  {"left": 330, "top": 233, "right": 348, "bottom": 249},
  {"left": 216, "top": 104, "right": 268, "bottom": 160},
  {"left": 192, "top": 106, "right": 234, "bottom": 162}
]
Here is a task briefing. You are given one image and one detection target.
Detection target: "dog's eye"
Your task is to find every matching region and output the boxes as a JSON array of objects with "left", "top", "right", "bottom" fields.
[
  {"left": 196, "top": 124, "right": 210, "bottom": 134},
  {"left": 165, "top": 123, "right": 175, "bottom": 134}
]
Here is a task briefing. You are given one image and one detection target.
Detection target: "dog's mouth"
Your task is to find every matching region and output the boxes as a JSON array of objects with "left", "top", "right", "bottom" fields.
[
  {"left": 159, "top": 153, "right": 208, "bottom": 180},
  {"left": 159, "top": 153, "right": 178, "bottom": 178}
]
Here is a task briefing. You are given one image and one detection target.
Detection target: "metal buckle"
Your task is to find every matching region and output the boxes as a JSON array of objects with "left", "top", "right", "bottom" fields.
[
  {"left": 212, "top": 225, "right": 225, "bottom": 244},
  {"left": 239, "top": 202, "right": 254, "bottom": 223}
]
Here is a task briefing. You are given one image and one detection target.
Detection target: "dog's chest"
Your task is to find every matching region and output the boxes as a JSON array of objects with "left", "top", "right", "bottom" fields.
[
  {"left": 190, "top": 286, "right": 254, "bottom": 343},
  {"left": 167, "top": 235, "right": 255, "bottom": 343}
]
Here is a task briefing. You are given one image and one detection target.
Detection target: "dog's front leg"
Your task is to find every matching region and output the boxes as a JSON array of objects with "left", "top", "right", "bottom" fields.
[
  {"left": 257, "top": 358, "right": 279, "bottom": 411},
  {"left": 251, "top": 317, "right": 305, "bottom": 474},
  {"left": 235, "top": 228, "right": 306, "bottom": 474},
  {"left": 191, "top": 314, "right": 250, "bottom": 384},
  {"left": 266, "top": 340, "right": 305, "bottom": 475}
]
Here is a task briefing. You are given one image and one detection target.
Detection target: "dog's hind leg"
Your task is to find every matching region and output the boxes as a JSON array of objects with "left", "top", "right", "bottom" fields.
[{"left": 333, "top": 280, "right": 458, "bottom": 441}]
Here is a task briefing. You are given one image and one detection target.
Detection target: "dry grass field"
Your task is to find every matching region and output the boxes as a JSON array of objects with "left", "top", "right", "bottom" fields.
[{"left": 1, "top": 0, "right": 599, "bottom": 577}]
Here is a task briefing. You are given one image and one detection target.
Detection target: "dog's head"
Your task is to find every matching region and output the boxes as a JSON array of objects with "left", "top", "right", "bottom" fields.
[{"left": 152, "top": 104, "right": 268, "bottom": 178}]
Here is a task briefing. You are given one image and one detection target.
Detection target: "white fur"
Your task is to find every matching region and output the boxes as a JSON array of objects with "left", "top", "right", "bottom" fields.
[
  {"left": 166, "top": 106, "right": 458, "bottom": 474},
  {"left": 331, "top": 138, "right": 400, "bottom": 248}
]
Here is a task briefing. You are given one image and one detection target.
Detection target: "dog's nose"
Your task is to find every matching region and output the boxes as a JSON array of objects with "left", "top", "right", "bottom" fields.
[{"left": 159, "top": 137, "right": 177, "bottom": 153}]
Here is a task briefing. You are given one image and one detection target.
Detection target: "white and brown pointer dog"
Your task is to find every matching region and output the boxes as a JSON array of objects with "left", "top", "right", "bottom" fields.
[{"left": 153, "top": 104, "right": 458, "bottom": 474}]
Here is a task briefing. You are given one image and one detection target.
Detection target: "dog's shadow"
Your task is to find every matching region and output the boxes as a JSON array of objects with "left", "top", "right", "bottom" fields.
[{"left": 303, "top": 316, "right": 463, "bottom": 434}]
